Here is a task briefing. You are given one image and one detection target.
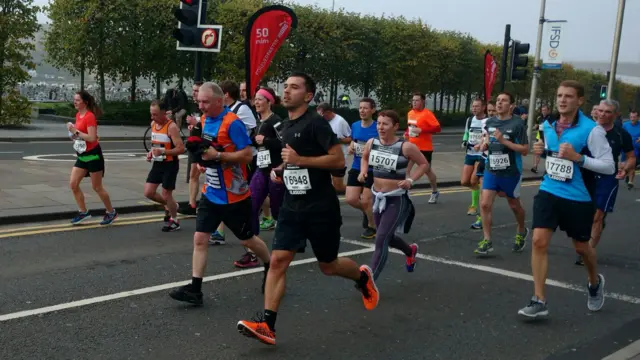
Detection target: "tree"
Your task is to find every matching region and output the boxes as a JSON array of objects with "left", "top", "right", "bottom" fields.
[
  {"left": 43, "top": 0, "right": 90, "bottom": 90},
  {"left": 0, "top": 0, "right": 40, "bottom": 125}
]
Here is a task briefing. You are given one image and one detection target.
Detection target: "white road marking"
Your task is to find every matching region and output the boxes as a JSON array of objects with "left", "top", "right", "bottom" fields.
[
  {"left": 0, "top": 151, "right": 23, "bottom": 154},
  {"left": 0, "top": 247, "right": 374, "bottom": 322},
  {"left": 22, "top": 153, "right": 187, "bottom": 162},
  {"left": 342, "top": 238, "right": 640, "bottom": 305},
  {"left": 602, "top": 339, "right": 640, "bottom": 360}
]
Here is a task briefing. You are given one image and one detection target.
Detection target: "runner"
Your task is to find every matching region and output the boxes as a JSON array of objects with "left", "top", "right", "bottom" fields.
[
  {"left": 469, "top": 100, "right": 496, "bottom": 230},
  {"left": 474, "top": 92, "right": 530, "bottom": 255},
  {"left": 316, "top": 102, "right": 352, "bottom": 193},
  {"left": 179, "top": 81, "right": 203, "bottom": 216},
  {"left": 67, "top": 90, "right": 117, "bottom": 225},
  {"left": 236, "top": 72, "right": 379, "bottom": 346},
  {"left": 345, "top": 98, "right": 379, "bottom": 239},
  {"left": 622, "top": 109, "right": 639, "bottom": 189},
  {"left": 169, "top": 82, "right": 271, "bottom": 304},
  {"left": 460, "top": 98, "right": 488, "bottom": 216},
  {"left": 210, "top": 81, "right": 259, "bottom": 244},
  {"left": 144, "top": 100, "right": 184, "bottom": 232},
  {"left": 234, "top": 87, "right": 286, "bottom": 269},
  {"left": 359, "top": 110, "right": 427, "bottom": 279},
  {"left": 405, "top": 92, "right": 441, "bottom": 203},
  {"left": 518, "top": 80, "right": 615, "bottom": 318},
  {"left": 575, "top": 99, "right": 636, "bottom": 265}
]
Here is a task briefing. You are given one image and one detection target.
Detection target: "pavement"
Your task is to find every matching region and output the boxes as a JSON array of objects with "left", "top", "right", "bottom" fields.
[
  {"left": 0, "top": 117, "right": 466, "bottom": 142},
  {"left": 0, "top": 135, "right": 549, "bottom": 225},
  {"left": 1, "top": 185, "right": 639, "bottom": 359}
]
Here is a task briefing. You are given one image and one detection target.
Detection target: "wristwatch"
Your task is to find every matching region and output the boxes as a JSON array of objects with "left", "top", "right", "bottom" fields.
[
  {"left": 75, "top": 130, "right": 80, "bottom": 136},
  {"left": 215, "top": 152, "right": 222, "bottom": 162}
]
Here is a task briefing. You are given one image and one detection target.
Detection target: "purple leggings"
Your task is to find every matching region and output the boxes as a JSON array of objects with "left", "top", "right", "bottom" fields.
[{"left": 250, "top": 169, "right": 285, "bottom": 235}]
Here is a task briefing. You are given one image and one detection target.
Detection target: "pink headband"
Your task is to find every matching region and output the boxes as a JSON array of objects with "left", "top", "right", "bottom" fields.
[{"left": 256, "top": 89, "right": 275, "bottom": 104}]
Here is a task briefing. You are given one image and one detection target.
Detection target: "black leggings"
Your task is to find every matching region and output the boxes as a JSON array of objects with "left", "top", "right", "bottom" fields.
[{"left": 370, "top": 193, "right": 414, "bottom": 280}]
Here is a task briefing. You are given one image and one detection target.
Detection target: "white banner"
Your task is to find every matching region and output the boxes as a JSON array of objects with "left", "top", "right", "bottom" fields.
[{"left": 542, "top": 21, "right": 567, "bottom": 70}]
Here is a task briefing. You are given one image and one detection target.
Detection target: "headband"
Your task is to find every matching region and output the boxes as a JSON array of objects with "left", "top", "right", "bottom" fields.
[{"left": 256, "top": 89, "right": 275, "bottom": 104}]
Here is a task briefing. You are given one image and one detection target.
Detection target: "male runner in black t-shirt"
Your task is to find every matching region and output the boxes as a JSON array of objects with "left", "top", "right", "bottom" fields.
[{"left": 236, "top": 72, "right": 379, "bottom": 346}]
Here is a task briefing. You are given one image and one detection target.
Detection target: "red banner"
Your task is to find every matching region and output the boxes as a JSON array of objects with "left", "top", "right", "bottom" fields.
[
  {"left": 484, "top": 50, "right": 498, "bottom": 102},
  {"left": 245, "top": 6, "right": 298, "bottom": 99}
]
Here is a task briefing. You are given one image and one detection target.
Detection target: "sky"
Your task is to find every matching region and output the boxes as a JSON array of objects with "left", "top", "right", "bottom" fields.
[{"left": 33, "top": 0, "right": 640, "bottom": 63}]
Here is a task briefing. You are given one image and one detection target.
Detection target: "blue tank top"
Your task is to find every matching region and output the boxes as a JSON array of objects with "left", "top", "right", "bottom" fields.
[
  {"left": 540, "top": 111, "right": 596, "bottom": 202},
  {"left": 351, "top": 120, "right": 378, "bottom": 171},
  {"left": 370, "top": 138, "right": 409, "bottom": 180}
]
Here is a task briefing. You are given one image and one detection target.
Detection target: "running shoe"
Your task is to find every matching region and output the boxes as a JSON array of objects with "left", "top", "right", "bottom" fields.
[
  {"left": 168, "top": 283, "right": 203, "bottom": 305},
  {"left": 71, "top": 211, "right": 91, "bottom": 225},
  {"left": 356, "top": 265, "right": 379, "bottom": 310},
  {"left": 237, "top": 312, "right": 276, "bottom": 345},
  {"left": 406, "top": 243, "right": 418, "bottom": 272},
  {"left": 100, "top": 210, "right": 118, "bottom": 225},
  {"left": 474, "top": 239, "right": 493, "bottom": 255},
  {"left": 234, "top": 252, "right": 259, "bottom": 268}
]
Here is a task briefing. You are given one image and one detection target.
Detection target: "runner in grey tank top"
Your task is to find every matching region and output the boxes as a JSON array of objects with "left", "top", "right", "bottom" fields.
[{"left": 359, "top": 110, "right": 430, "bottom": 281}]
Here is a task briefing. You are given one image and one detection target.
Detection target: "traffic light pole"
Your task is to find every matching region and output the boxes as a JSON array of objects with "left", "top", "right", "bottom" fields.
[
  {"left": 186, "top": 0, "right": 207, "bottom": 183},
  {"left": 526, "top": 0, "right": 546, "bottom": 146},
  {"left": 607, "top": 0, "right": 625, "bottom": 100},
  {"left": 499, "top": 24, "right": 510, "bottom": 92}
]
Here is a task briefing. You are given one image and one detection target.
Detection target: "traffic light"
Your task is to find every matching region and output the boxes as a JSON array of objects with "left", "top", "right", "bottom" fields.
[
  {"left": 173, "top": 0, "right": 199, "bottom": 47},
  {"left": 600, "top": 85, "right": 608, "bottom": 99},
  {"left": 509, "top": 41, "right": 530, "bottom": 81},
  {"left": 171, "top": 0, "right": 222, "bottom": 52}
]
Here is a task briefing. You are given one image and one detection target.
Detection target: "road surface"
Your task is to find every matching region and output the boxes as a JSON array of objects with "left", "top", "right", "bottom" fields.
[
  {"left": 1, "top": 184, "right": 639, "bottom": 359},
  {"left": 0, "top": 134, "right": 465, "bottom": 160}
]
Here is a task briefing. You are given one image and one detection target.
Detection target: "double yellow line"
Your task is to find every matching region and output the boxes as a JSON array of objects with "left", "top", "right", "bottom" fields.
[{"left": 0, "top": 181, "right": 541, "bottom": 239}]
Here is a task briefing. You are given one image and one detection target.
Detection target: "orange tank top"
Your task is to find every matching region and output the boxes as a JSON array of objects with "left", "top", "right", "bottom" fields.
[{"left": 151, "top": 120, "right": 175, "bottom": 162}]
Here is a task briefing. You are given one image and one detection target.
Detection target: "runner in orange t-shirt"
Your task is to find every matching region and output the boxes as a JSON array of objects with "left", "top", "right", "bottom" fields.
[{"left": 404, "top": 92, "right": 441, "bottom": 203}]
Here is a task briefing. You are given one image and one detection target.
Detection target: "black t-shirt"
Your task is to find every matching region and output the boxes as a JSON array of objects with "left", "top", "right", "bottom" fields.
[
  {"left": 605, "top": 125, "right": 634, "bottom": 171},
  {"left": 279, "top": 107, "right": 341, "bottom": 213},
  {"left": 252, "top": 113, "right": 284, "bottom": 171}
]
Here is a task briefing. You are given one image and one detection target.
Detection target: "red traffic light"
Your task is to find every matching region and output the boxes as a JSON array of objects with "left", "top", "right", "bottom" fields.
[{"left": 180, "top": 0, "right": 198, "bottom": 5}]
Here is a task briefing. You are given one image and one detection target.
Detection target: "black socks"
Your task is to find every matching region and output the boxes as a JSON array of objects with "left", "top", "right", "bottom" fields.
[
  {"left": 264, "top": 309, "right": 277, "bottom": 331},
  {"left": 192, "top": 277, "right": 203, "bottom": 292}
]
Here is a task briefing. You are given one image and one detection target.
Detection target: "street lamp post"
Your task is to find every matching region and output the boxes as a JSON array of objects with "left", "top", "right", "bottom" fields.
[
  {"left": 526, "top": 0, "right": 546, "bottom": 146},
  {"left": 607, "top": 0, "right": 626, "bottom": 99}
]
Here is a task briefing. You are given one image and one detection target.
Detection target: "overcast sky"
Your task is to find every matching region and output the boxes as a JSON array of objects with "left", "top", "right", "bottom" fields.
[{"left": 33, "top": 0, "right": 639, "bottom": 63}]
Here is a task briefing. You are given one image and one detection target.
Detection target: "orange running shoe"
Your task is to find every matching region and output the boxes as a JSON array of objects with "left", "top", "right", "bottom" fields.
[
  {"left": 237, "top": 313, "right": 276, "bottom": 345},
  {"left": 358, "top": 265, "right": 379, "bottom": 310}
]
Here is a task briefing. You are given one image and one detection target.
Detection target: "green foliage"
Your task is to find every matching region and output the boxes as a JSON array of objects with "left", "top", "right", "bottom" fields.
[
  {"left": 0, "top": 0, "right": 40, "bottom": 124},
  {"left": 40, "top": 0, "right": 640, "bottom": 126},
  {"left": 0, "top": 91, "right": 32, "bottom": 125}
]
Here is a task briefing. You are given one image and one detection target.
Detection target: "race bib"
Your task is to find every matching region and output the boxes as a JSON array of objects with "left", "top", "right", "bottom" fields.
[
  {"left": 545, "top": 154, "right": 574, "bottom": 181},
  {"left": 468, "top": 130, "right": 483, "bottom": 145},
  {"left": 151, "top": 144, "right": 165, "bottom": 162},
  {"left": 257, "top": 149, "right": 271, "bottom": 168},
  {"left": 489, "top": 153, "right": 510, "bottom": 170},
  {"left": 408, "top": 126, "right": 419, "bottom": 138},
  {"left": 283, "top": 168, "right": 311, "bottom": 192},
  {"left": 369, "top": 150, "right": 398, "bottom": 172},
  {"left": 205, "top": 168, "right": 221, "bottom": 188},
  {"left": 354, "top": 142, "right": 366, "bottom": 157},
  {"left": 73, "top": 140, "right": 86, "bottom": 153}
]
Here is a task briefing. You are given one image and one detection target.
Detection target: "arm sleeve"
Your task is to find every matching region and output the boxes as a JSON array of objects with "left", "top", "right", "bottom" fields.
[
  {"left": 227, "top": 120, "right": 252, "bottom": 151},
  {"left": 313, "top": 119, "right": 340, "bottom": 153},
  {"left": 583, "top": 125, "right": 615, "bottom": 175},
  {"left": 418, "top": 111, "right": 441, "bottom": 134},
  {"left": 237, "top": 105, "right": 257, "bottom": 131}
]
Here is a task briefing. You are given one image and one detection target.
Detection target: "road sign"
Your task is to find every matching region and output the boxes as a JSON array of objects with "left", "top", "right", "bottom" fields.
[
  {"left": 173, "top": 0, "right": 223, "bottom": 52},
  {"left": 201, "top": 28, "right": 218, "bottom": 49}
]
